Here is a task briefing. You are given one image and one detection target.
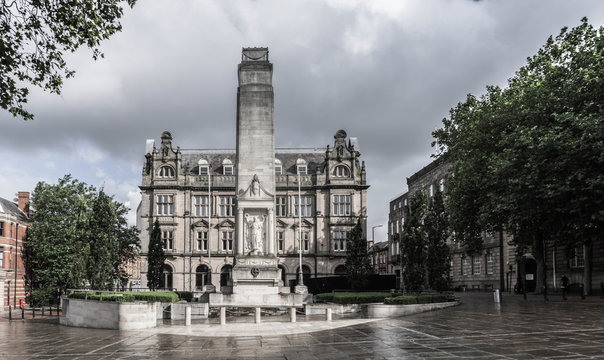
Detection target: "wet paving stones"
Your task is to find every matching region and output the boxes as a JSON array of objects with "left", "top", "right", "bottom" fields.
[{"left": 1, "top": 292, "right": 604, "bottom": 359}]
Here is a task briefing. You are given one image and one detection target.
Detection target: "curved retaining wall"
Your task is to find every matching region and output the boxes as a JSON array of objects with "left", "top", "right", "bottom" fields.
[
  {"left": 363, "top": 301, "right": 460, "bottom": 318},
  {"left": 60, "top": 298, "right": 156, "bottom": 330}
]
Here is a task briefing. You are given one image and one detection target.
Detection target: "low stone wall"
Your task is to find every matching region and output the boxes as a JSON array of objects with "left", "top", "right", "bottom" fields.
[
  {"left": 60, "top": 298, "right": 156, "bottom": 330},
  {"left": 157, "top": 302, "right": 209, "bottom": 320},
  {"left": 305, "top": 303, "right": 361, "bottom": 315},
  {"left": 363, "top": 301, "right": 460, "bottom": 318}
]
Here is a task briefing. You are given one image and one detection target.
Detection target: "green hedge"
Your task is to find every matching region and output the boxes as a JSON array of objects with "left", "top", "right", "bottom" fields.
[
  {"left": 384, "top": 294, "right": 452, "bottom": 305},
  {"left": 315, "top": 292, "right": 391, "bottom": 304},
  {"left": 68, "top": 291, "right": 180, "bottom": 303},
  {"left": 175, "top": 291, "right": 193, "bottom": 302},
  {"left": 126, "top": 291, "right": 180, "bottom": 303},
  {"left": 68, "top": 292, "right": 135, "bottom": 302}
]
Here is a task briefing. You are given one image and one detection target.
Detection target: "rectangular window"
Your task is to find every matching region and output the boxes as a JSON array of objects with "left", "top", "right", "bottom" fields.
[
  {"left": 193, "top": 196, "right": 209, "bottom": 217},
  {"left": 277, "top": 231, "right": 284, "bottom": 252},
  {"left": 294, "top": 196, "right": 312, "bottom": 217},
  {"left": 439, "top": 178, "right": 445, "bottom": 192},
  {"left": 302, "top": 232, "right": 310, "bottom": 251},
  {"left": 0, "top": 221, "right": 3, "bottom": 236},
  {"left": 162, "top": 230, "right": 173, "bottom": 250},
  {"left": 297, "top": 165, "right": 307, "bottom": 175},
  {"left": 570, "top": 245, "right": 585, "bottom": 268},
  {"left": 221, "top": 231, "right": 233, "bottom": 251},
  {"left": 275, "top": 166, "right": 282, "bottom": 175},
  {"left": 461, "top": 257, "right": 468, "bottom": 276},
  {"left": 0, "top": 247, "right": 3, "bottom": 268},
  {"left": 276, "top": 196, "right": 287, "bottom": 217},
  {"left": 429, "top": 184, "right": 434, "bottom": 197},
  {"left": 396, "top": 220, "right": 400, "bottom": 234},
  {"left": 472, "top": 255, "right": 481, "bottom": 275},
  {"left": 196, "top": 231, "right": 208, "bottom": 251},
  {"left": 156, "top": 195, "right": 174, "bottom": 215},
  {"left": 219, "top": 196, "right": 235, "bottom": 217},
  {"left": 332, "top": 195, "right": 351, "bottom": 216},
  {"left": 223, "top": 166, "right": 233, "bottom": 175},
  {"left": 333, "top": 231, "right": 347, "bottom": 251},
  {"left": 486, "top": 253, "right": 494, "bottom": 275},
  {"left": 199, "top": 166, "right": 208, "bottom": 176}
]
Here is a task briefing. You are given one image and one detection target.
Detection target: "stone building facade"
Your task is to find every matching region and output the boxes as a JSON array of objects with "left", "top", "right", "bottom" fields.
[
  {"left": 138, "top": 130, "right": 368, "bottom": 292},
  {"left": 0, "top": 192, "right": 30, "bottom": 310},
  {"left": 388, "top": 158, "right": 517, "bottom": 292}
]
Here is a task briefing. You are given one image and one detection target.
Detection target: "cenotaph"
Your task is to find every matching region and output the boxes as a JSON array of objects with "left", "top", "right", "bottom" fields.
[{"left": 209, "top": 48, "right": 303, "bottom": 308}]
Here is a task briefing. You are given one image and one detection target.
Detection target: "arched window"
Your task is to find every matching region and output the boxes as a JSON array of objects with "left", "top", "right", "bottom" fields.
[
  {"left": 158, "top": 166, "right": 175, "bottom": 178},
  {"left": 296, "top": 158, "right": 307, "bottom": 175},
  {"left": 220, "top": 265, "right": 232, "bottom": 287},
  {"left": 160, "top": 264, "right": 173, "bottom": 289},
  {"left": 334, "top": 265, "right": 347, "bottom": 276},
  {"left": 198, "top": 158, "right": 209, "bottom": 176},
  {"left": 332, "top": 165, "right": 350, "bottom": 177},
  {"left": 295, "top": 265, "right": 311, "bottom": 285},
  {"left": 274, "top": 158, "right": 282, "bottom": 175},
  {"left": 195, "top": 265, "right": 211, "bottom": 290},
  {"left": 222, "top": 158, "right": 234, "bottom": 175}
]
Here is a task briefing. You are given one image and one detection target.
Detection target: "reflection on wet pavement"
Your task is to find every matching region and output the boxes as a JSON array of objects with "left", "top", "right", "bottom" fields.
[{"left": 1, "top": 292, "right": 603, "bottom": 359}]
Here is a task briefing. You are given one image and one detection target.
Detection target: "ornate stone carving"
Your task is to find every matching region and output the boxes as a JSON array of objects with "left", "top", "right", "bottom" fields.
[{"left": 245, "top": 214, "right": 266, "bottom": 255}]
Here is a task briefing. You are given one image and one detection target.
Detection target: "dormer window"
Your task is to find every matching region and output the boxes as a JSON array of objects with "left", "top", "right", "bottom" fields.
[
  {"left": 275, "top": 158, "right": 282, "bottom": 175},
  {"left": 158, "top": 166, "right": 175, "bottom": 178},
  {"left": 332, "top": 165, "right": 350, "bottom": 177},
  {"left": 198, "top": 158, "right": 209, "bottom": 176},
  {"left": 222, "top": 158, "right": 234, "bottom": 175},
  {"left": 296, "top": 158, "right": 307, "bottom": 175}
]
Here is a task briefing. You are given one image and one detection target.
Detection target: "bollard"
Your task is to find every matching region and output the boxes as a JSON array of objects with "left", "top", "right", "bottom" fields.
[
  {"left": 493, "top": 289, "right": 500, "bottom": 303},
  {"left": 325, "top": 308, "right": 332, "bottom": 321},
  {"left": 21, "top": 307, "right": 24, "bottom": 319},
  {"left": 289, "top": 307, "right": 296, "bottom": 323},
  {"left": 42, "top": 307, "right": 45, "bottom": 316},
  {"left": 8, "top": 307, "right": 11, "bottom": 321},
  {"left": 185, "top": 306, "right": 191, "bottom": 326},
  {"left": 50, "top": 307, "right": 53, "bottom": 316},
  {"left": 33, "top": 308, "right": 35, "bottom": 318},
  {"left": 220, "top": 307, "right": 226, "bottom": 325},
  {"left": 255, "top": 308, "right": 261, "bottom": 324}
]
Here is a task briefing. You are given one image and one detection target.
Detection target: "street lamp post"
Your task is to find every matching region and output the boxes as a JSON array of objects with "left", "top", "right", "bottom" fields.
[{"left": 371, "top": 224, "right": 383, "bottom": 246}]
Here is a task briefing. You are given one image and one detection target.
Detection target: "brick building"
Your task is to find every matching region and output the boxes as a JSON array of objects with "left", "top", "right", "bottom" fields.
[{"left": 0, "top": 192, "right": 30, "bottom": 310}]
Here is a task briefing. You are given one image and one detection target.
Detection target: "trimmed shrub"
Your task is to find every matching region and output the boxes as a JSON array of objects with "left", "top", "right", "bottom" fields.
[
  {"left": 175, "top": 291, "right": 193, "bottom": 302},
  {"left": 68, "top": 292, "right": 135, "bottom": 302},
  {"left": 30, "top": 288, "right": 55, "bottom": 307},
  {"left": 126, "top": 291, "right": 180, "bottom": 303}
]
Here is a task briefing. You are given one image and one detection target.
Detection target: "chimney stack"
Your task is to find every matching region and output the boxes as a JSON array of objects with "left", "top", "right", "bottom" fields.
[{"left": 18, "top": 192, "right": 29, "bottom": 216}]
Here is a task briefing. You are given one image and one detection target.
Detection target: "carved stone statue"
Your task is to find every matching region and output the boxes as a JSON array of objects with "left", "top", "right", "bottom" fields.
[
  {"left": 251, "top": 174, "right": 260, "bottom": 198},
  {"left": 245, "top": 214, "right": 265, "bottom": 255}
]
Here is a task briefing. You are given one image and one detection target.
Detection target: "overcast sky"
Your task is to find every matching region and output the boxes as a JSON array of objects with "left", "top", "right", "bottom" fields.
[{"left": 1, "top": 0, "right": 603, "bottom": 241}]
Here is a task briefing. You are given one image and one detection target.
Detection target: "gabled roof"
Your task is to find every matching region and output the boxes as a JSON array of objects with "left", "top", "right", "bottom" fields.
[{"left": 0, "top": 197, "right": 29, "bottom": 222}]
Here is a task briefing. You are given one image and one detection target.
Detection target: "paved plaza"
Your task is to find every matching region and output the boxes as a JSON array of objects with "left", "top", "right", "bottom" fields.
[{"left": 1, "top": 292, "right": 604, "bottom": 359}]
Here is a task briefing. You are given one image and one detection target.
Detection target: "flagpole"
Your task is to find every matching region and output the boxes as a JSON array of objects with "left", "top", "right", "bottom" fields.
[{"left": 298, "top": 171, "right": 304, "bottom": 286}]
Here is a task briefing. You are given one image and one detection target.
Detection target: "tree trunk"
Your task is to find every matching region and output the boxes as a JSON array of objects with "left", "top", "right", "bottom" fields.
[{"left": 584, "top": 240, "right": 593, "bottom": 295}]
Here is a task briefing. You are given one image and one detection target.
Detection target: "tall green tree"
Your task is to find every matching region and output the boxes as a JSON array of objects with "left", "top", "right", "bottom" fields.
[
  {"left": 26, "top": 175, "right": 96, "bottom": 303},
  {"left": 345, "top": 220, "right": 373, "bottom": 291},
  {"left": 425, "top": 189, "right": 451, "bottom": 291},
  {"left": 114, "top": 202, "right": 141, "bottom": 289},
  {"left": 147, "top": 219, "right": 165, "bottom": 291},
  {"left": 25, "top": 175, "right": 140, "bottom": 304},
  {"left": 1, "top": 0, "right": 136, "bottom": 120},
  {"left": 401, "top": 191, "right": 427, "bottom": 293},
  {"left": 433, "top": 18, "right": 604, "bottom": 294},
  {"left": 87, "top": 190, "right": 119, "bottom": 290}
]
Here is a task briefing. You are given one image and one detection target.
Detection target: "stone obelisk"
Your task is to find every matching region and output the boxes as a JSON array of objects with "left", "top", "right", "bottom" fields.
[
  {"left": 231, "top": 47, "right": 280, "bottom": 293},
  {"left": 210, "top": 48, "right": 300, "bottom": 307}
]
